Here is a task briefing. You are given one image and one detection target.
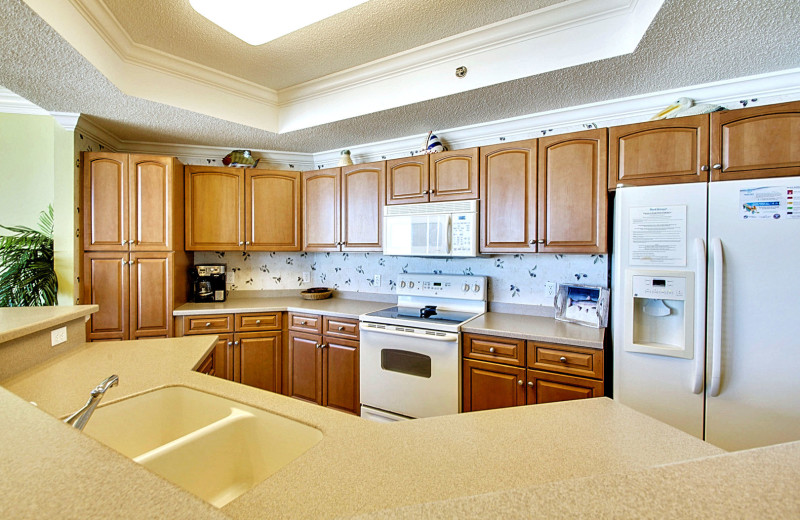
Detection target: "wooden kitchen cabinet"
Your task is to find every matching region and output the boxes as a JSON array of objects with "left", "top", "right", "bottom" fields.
[
  {"left": 82, "top": 153, "right": 184, "bottom": 252},
  {"left": 303, "top": 162, "right": 385, "bottom": 252},
  {"left": 710, "top": 100, "right": 800, "bottom": 181},
  {"left": 83, "top": 251, "right": 189, "bottom": 341},
  {"left": 479, "top": 139, "right": 538, "bottom": 252},
  {"left": 538, "top": 128, "right": 607, "bottom": 253},
  {"left": 287, "top": 313, "right": 360, "bottom": 414},
  {"left": 462, "top": 333, "right": 605, "bottom": 413},
  {"left": 386, "top": 148, "right": 478, "bottom": 205},
  {"left": 181, "top": 312, "right": 282, "bottom": 393},
  {"left": 609, "top": 114, "right": 710, "bottom": 189},
  {"left": 185, "top": 167, "right": 301, "bottom": 251}
]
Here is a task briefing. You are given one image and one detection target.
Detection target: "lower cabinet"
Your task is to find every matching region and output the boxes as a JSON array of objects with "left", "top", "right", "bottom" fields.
[
  {"left": 462, "top": 333, "right": 604, "bottom": 412},
  {"left": 180, "top": 312, "right": 282, "bottom": 393},
  {"left": 287, "top": 313, "right": 360, "bottom": 415}
]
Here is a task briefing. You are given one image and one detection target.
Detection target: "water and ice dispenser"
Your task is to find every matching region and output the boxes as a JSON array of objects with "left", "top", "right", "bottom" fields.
[{"left": 623, "top": 270, "right": 695, "bottom": 359}]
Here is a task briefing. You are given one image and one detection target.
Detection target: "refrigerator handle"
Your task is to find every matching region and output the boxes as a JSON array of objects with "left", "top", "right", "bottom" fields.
[
  {"left": 691, "top": 237, "right": 706, "bottom": 394},
  {"left": 709, "top": 237, "right": 723, "bottom": 397}
]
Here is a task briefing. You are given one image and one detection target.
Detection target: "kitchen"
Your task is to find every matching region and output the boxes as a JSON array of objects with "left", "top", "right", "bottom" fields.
[{"left": 2, "top": 0, "right": 800, "bottom": 517}]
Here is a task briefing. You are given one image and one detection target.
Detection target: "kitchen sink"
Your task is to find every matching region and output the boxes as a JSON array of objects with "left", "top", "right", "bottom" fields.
[{"left": 82, "top": 386, "right": 323, "bottom": 507}]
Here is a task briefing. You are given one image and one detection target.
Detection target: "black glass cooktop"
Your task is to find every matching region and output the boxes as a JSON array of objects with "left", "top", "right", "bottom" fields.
[{"left": 365, "top": 306, "right": 479, "bottom": 325}]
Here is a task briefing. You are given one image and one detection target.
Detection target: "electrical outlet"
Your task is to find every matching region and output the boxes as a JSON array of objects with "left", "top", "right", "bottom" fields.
[
  {"left": 373, "top": 274, "right": 381, "bottom": 286},
  {"left": 51, "top": 326, "right": 67, "bottom": 347},
  {"left": 302, "top": 271, "right": 311, "bottom": 283},
  {"left": 545, "top": 282, "right": 556, "bottom": 298},
  {"left": 226, "top": 270, "right": 235, "bottom": 284}
]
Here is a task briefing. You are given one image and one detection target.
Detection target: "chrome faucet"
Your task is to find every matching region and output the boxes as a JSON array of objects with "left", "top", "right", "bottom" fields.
[{"left": 63, "top": 375, "right": 119, "bottom": 431}]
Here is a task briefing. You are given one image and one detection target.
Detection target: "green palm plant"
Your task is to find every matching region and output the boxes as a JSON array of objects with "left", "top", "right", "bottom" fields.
[{"left": 0, "top": 205, "right": 58, "bottom": 306}]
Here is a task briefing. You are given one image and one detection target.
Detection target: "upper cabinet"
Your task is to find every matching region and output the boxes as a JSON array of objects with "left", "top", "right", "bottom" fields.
[
  {"left": 185, "top": 166, "right": 301, "bottom": 251},
  {"left": 304, "top": 162, "right": 385, "bottom": 252},
  {"left": 386, "top": 148, "right": 478, "bottom": 205},
  {"left": 480, "top": 139, "right": 538, "bottom": 253},
  {"left": 538, "top": 128, "right": 607, "bottom": 254},
  {"left": 83, "top": 153, "right": 183, "bottom": 251},
  {"left": 710, "top": 100, "right": 800, "bottom": 181},
  {"left": 609, "top": 114, "right": 710, "bottom": 189}
]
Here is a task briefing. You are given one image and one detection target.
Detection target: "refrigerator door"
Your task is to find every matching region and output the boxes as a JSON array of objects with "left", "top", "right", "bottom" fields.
[
  {"left": 705, "top": 177, "right": 800, "bottom": 451},
  {"left": 612, "top": 183, "right": 708, "bottom": 439}
]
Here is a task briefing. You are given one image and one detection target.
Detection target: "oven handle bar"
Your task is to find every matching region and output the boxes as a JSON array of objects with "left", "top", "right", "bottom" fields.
[{"left": 360, "top": 323, "right": 459, "bottom": 342}]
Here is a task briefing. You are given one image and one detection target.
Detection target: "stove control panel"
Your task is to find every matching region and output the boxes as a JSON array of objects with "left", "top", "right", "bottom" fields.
[{"left": 396, "top": 273, "right": 487, "bottom": 300}]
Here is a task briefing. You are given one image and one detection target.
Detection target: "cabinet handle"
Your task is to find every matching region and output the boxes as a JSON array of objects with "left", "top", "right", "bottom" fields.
[
  {"left": 700, "top": 165, "right": 710, "bottom": 172},
  {"left": 121, "top": 240, "right": 125, "bottom": 246},
  {"left": 489, "top": 347, "right": 496, "bottom": 353},
  {"left": 245, "top": 241, "right": 250, "bottom": 245},
  {"left": 422, "top": 190, "right": 429, "bottom": 194},
  {"left": 559, "top": 356, "right": 568, "bottom": 363},
  {"left": 234, "top": 340, "right": 239, "bottom": 346},
  {"left": 529, "top": 239, "right": 535, "bottom": 245},
  {"left": 300, "top": 320, "right": 307, "bottom": 325},
  {"left": 338, "top": 326, "right": 345, "bottom": 331},
  {"left": 129, "top": 239, "right": 135, "bottom": 245},
  {"left": 527, "top": 381, "right": 534, "bottom": 387},
  {"left": 712, "top": 164, "right": 722, "bottom": 170},
  {"left": 227, "top": 341, "right": 232, "bottom": 346},
  {"left": 430, "top": 189, "right": 435, "bottom": 194},
  {"left": 128, "top": 260, "right": 134, "bottom": 265},
  {"left": 256, "top": 319, "right": 261, "bottom": 325},
  {"left": 315, "top": 343, "right": 322, "bottom": 349},
  {"left": 205, "top": 322, "right": 211, "bottom": 327},
  {"left": 538, "top": 239, "right": 545, "bottom": 244},
  {"left": 238, "top": 241, "right": 244, "bottom": 245},
  {"left": 517, "top": 380, "right": 523, "bottom": 386}
]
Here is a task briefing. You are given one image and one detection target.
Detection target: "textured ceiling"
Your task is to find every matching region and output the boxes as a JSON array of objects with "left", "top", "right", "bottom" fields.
[
  {"left": 102, "top": 0, "right": 565, "bottom": 90},
  {"left": 0, "top": 0, "right": 799, "bottom": 153}
]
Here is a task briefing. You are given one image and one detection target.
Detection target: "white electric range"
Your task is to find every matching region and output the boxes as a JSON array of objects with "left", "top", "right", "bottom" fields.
[{"left": 358, "top": 273, "right": 487, "bottom": 422}]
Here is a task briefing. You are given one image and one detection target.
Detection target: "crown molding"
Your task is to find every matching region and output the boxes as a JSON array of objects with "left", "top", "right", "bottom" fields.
[
  {"left": 50, "top": 112, "right": 81, "bottom": 131},
  {"left": 0, "top": 86, "right": 49, "bottom": 115},
  {"left": 22, "top": 0, "right": 663, "bottom": 134}
]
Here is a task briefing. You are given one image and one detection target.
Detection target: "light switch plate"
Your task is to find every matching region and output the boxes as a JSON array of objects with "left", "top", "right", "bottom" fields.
[
  {"left": 302, "top": 271, "right": 311, "bottom": 283},
  {"left": 51, "top": 326, "right": 67, "bottom": 347},
  {"left": 226, "top": 270, "right": 235, "bottom": 284},
  {"left": 373, "top": 274, "right": 381, "bottom": 286}
]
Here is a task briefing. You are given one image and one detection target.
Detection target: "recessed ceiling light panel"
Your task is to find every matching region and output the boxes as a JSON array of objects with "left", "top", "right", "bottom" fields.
[{"left": 189, "top": 0, "right": 371, "bottom": 46}]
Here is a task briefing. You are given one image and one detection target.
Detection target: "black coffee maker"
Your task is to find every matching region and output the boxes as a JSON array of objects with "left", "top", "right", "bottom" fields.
[{"left": 189, "top": 264, "right": 227, "bottom": 302}]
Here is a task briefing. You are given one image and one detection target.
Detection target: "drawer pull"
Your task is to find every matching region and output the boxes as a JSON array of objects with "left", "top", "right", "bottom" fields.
[
  {"left": 489, "top": 347, "right": 496, "bottom": 353},
  {"left": 517, "top": 380, "right": 523, "bottom": 386},
  {"left": 559, "top": 356, "right": 568, "bottom": 363},
  {"left": 300, "top": 320, "right": 307, "bottom": 325},
  {"left": 338, "top": 326, "right": 345, "bottom": 331},
  {"left": 256, "top": 319, "right": 261, "bottom": 325},
  {"left": 205, "top": 322, "right": 211, "bottom": 327}
]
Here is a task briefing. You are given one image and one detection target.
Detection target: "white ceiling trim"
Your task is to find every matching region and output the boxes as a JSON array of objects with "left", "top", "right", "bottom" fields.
[
  {"left": 22, "top": 0, "right": 663, "bottom": 134},
  {"left": 51, "top": 112, "right": 81, "bottom": 131},
  {"left": 0, "top": 86, "right": 49, "bottom": 115}
]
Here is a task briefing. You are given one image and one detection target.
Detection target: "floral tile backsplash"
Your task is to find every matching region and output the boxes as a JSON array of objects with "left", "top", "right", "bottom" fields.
[{"left": 195, "top": 251, "right": 608, "bottom": 307}]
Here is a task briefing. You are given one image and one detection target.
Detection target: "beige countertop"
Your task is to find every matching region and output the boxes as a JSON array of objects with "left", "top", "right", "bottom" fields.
[
  {"left": 174, "top": 296, "right": 391, "bottom": 319},
  {"left": 462, "top": 312, "right": 605, "bottom": 349},
  {"left": 0, "top": 304, "right": 98, "bottom": 343}
]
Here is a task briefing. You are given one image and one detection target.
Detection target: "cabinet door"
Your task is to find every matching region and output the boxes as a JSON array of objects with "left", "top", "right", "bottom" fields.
[
  {"left": 430, "top": 147, "right": 479, "bottom": 201},
  {"left": 386, "top": 156, "right": 429, "bottom": 205},
  {"left": 129, "top": 155, "right": 173, "bottom": 251},
  {"left": 538, "top": 128, "right": 607, "bottom": 253},
  {"left": 322, "top": 337, "right": 359, "bottom": 415},
  {"left": 213, "top": 334, "right": 234, "bottom": 381},
  {"left": 711, "top": 101, "right": 800, "bottom": 181},
  {"left": 462, "top": 358, "right": 526, "bottom": 412},
  {"left": 609, "top": 115, "right": 710, "bottom": 189},
  {"left": 83, "top": 252, "right": 129, "bottom": 341},
  {"left": 185, "top": 166, "right": 244, "bottom": 251},
  {"left": 130, "top": 252, "right": 173, "bottom": 339},
  {"left": 342, "top": 162, "right": 385, "bottom": 251},
  {"left": 303, "top": 168, "right": 340, "bottom": 251},
  {"left": 237, "top": 331, "right": 281, "bottom": 393},
  {"left": 526, "top": 369, "right": 604, "bottom": 404},
  {"left": 288, "top": 331, "right": 323, "bottom": 404},
  {"left": 83, "top": 153, "right": 128, "bottom": 251},
  {"left": 480, "top": 140, "right": 538, "bottom": 252},
  {"left": 246, "top": 170, "right": 301, "bottom": 251}
]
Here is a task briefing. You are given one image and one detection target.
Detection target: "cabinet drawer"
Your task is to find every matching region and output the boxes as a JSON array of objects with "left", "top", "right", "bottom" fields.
[
  {"left": 184, "top": 314, "right": 234, "bottom": 334},
  {"left": 526, "top": 369, "right": 604, "bottom": 404},
  {"left": 323, "top": 316, "right": 359, "bottom": 339},
  {"left": 463, "top": 333, "right": 525, "bottom": 366},
  {"left": 236, "top": 312, "right": 281, "bottom": 332},
  {"left": 289, "top": 312, "right": 322, "bottom": 333},
  {"left": 527, "top": 342, "right": 603, "bottom": 380}
]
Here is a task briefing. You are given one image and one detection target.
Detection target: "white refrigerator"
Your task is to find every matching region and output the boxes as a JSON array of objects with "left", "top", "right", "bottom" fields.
[{"left": 612, "top": 177, "right": 800, "bottom": 451}]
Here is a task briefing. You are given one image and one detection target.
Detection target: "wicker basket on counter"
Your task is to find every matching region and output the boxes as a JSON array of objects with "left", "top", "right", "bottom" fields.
[{"left": 300, "top": 287, "right": 333, "bottom": 300}]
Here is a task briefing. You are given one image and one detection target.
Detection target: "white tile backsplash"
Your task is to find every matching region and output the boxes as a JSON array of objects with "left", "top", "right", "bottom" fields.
[{"left": 194, "top": 251, "right": 608, "bottom": 307}]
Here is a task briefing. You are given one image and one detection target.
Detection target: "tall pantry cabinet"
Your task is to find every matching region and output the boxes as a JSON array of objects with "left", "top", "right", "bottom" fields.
[{"left": 81, "top": 152, "right": 192, "bottom": 341}]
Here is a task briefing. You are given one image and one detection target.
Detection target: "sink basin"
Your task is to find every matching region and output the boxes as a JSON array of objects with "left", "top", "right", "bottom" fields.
[{"left": 82, "top": 386, "right": 323, "bottom": 507}]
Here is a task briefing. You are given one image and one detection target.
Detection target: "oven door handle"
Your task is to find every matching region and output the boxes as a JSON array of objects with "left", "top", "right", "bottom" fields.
[{"left": 361, "top": 324, "right": 459, "bottom": 342}]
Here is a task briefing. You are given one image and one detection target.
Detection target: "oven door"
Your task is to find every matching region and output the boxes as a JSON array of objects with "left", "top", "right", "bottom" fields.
[{"left": 359, "top": 323, "right": 460, "bottom": 419}]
